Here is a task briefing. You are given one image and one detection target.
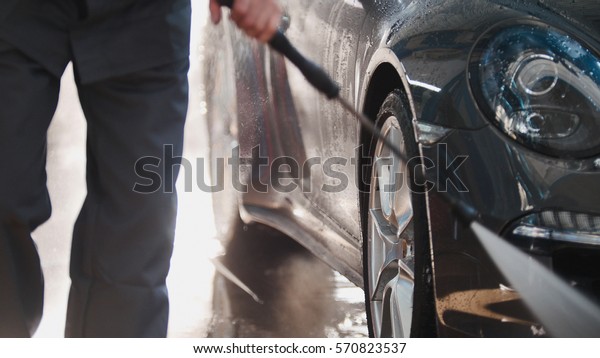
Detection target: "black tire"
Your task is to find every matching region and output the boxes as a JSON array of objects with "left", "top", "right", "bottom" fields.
[{"left": 362, "top": 89, "right": 436, "bottom": 337}]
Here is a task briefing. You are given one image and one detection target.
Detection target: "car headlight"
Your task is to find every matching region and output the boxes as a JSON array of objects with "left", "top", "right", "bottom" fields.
[{"left": 470, "top": 22, "right": 600, "bottom": 158}]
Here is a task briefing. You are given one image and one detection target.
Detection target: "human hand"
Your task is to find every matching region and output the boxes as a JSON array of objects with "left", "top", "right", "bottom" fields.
[{"left": 209, "top": 0, "right": 282, "bottom": 43}]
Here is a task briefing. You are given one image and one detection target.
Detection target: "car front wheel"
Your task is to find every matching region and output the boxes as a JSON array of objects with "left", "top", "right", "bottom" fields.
[{"left": 363, "top": 89, "right": 436, "bottom": 337}]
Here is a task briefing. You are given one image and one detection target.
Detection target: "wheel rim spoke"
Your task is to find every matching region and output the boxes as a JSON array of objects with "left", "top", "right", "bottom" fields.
[
  {"left": 369, "top": 208, "right": 398, "bottom": 245},
  {"left": 394, "top": 271, "right": 414, "bottom": 336}
]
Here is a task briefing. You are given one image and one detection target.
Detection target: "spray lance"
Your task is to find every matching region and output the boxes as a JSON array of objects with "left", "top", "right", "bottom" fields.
[{"left": 215, "top": 0, "right": 600, "bottom": 337}]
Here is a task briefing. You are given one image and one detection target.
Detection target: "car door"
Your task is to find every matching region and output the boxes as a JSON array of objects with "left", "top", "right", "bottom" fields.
[{"left": 278, "top": 0, "right": 367, "bottom": 240}]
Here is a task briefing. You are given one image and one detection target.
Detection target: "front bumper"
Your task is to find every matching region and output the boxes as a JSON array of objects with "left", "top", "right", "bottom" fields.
[{"left": 419, "top": 122, "right": 600, "bottom": 336}]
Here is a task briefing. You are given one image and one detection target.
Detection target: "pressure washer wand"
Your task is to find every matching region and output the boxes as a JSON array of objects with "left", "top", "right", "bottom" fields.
[
  {"left": 216, "top": 0, "right": 600, "bottom": 337},
  {"left": 216, "top": 0, "right": 403, "bottom": 161}
]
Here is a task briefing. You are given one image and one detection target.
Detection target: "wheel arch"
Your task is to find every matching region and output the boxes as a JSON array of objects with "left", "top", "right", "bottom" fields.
[
  {"left": 362, "top": 62, "right": 404, "bottom": 125},
  {"left": 358, "top": 52, "right": 439, "bottom": 337},
  {"left": 358, "top": 49, "right": 419, "bottom": 217}
]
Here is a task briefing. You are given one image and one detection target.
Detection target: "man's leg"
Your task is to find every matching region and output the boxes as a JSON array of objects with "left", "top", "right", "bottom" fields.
[
  {"left": 0, "top": 39, "right": 62, "bottom": 337},
  {"left": 65, "top": 59, "right": 190, "bottom": 337}
]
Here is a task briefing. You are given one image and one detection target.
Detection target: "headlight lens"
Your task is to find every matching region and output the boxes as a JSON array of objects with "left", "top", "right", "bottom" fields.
[{"left": 472, "top": 23, "right": 600, "bottom": 158}]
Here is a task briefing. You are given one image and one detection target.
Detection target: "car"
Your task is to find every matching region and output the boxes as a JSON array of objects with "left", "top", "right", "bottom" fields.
[{"left": 203, "top": 0, "right": 600, "bottom": 337}]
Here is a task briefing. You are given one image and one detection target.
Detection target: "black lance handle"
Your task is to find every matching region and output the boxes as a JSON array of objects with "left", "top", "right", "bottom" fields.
[{"left": 217, "top": 0, "right": 340, "bottom": 99}]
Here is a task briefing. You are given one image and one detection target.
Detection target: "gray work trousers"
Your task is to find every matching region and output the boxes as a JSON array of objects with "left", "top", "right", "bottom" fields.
[{"left": 0, "top": 38, "right": 189, "bottom": 337}]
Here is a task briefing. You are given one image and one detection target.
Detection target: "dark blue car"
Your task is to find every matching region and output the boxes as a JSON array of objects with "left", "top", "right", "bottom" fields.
[{"left": 204, "top": 0, "right": 600, "bottom": 337}]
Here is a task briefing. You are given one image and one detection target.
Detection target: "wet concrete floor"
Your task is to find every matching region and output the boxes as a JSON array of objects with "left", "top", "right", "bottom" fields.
[{"left": 31, "top": 3, "right": 367, "bottom": 338}]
